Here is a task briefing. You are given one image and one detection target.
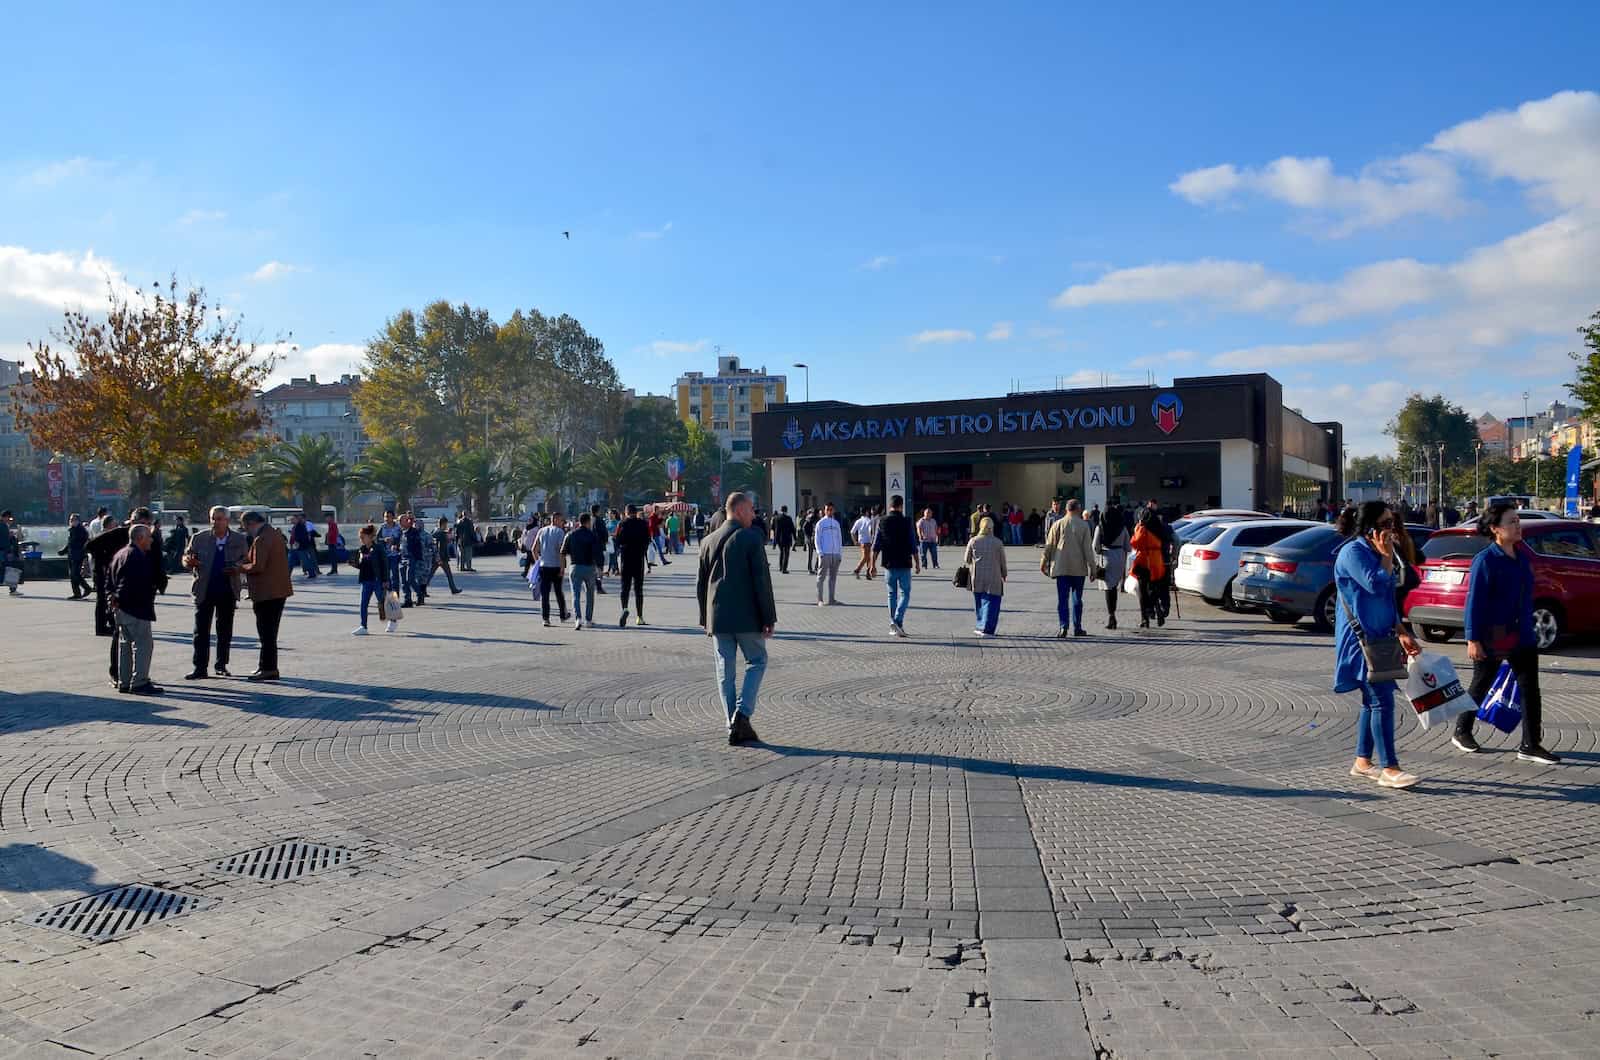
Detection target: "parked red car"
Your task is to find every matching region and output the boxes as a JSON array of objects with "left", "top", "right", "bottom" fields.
[{"left": 1404, "top": 520, "right": 1600, "bottom": 650}]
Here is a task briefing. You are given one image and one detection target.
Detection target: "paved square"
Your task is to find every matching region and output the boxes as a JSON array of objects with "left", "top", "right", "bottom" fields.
[{"left": 2, "top": 545, "right": 1598, "bottom": 1058}]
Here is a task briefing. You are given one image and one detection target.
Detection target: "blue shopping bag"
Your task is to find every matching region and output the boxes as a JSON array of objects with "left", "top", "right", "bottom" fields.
[{"left": 1475, "top": 661, "right": 1524, "bottom": 734}]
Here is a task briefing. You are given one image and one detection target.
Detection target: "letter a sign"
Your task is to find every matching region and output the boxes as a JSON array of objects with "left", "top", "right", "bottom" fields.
[
  {"left": 1087, "top": 464, "right": 1104, "bottom": 487},
  {"left": 887, "top": 470, "right": 905, "bottom": 494}
]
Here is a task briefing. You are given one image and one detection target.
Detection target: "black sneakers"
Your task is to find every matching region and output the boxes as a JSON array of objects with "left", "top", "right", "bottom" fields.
[
  {"left": 728, "top": 713, "right": 759, "bottom": 746},
  {"left": 1518, "top": 746, "right": 1562, "bottom": 765},
  {"left": 1451, "top": 733, "right": 1482, "bottom": 753}
]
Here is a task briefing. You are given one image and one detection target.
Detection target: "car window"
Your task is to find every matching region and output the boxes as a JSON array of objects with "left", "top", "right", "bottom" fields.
[
  {"left": 1527, "top": 528, "right": 1600, "bottom": 559},
  {"left": 1272, "top": 526, "right": 1342, "bottom": 552},
  {"left": 1422, "top": 534, "right": 1489, "bottom": 560},
  {"left": 1176, "top": 520, "right": 1217, "bottom": 540},
  {"left": 1187, "top": 525, "right": 1227, "bottom": 545},
  {"left": 1232, "top": 525, "right": 1306, "bottom": 547}
]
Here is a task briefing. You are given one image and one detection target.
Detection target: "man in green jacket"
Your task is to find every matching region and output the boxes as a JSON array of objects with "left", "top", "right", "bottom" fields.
[{"left": 696, "top": 491, "right": 777, "bottom": 745}]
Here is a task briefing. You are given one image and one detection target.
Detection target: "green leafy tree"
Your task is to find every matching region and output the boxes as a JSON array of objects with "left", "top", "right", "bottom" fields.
[
  {"left": 1346, "top": 454, "right": 1400, "bottom": 486},
  {"left": 580, "top": 440, "right": 653, "bottom": 506},
  {"left": 352, "top": 438, "right": 429, "bottom": 514},
  {"left": 264, "top": 435, "right": 349, "bottom": 519},
  {"left": 1386, "top": 394, "right": 1480, "bottom": 477},
  {"left": 621, "top": 399, "right": 689, "bottom": 461},
  {"left": 437, "top": 447, "right": 502, "bottom": 519},
  {"left": 1567, "top": 308, "right": 1600, "bottom": 424},
  {"left": 236, "top": 452, "right": 293, "bottom": 507},
  {"left": 170, "top": 459, "right": 242, "bottom": 519},
  {"left": 721, "top": 460, "right": 768, "bottom": 506},
  {"left": 499, "top": 309, "right": 626, "bottom": 450},
  {"left": 507, "top": 439, "right": 576, "bottom": 514},
  {"left": 673, "top": 421, "right": 730, "bottom": 506}
]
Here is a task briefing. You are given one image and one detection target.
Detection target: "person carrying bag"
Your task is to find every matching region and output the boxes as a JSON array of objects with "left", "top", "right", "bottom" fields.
[{"left": 1332, "top": 501, "right": 1421, "bottom": 789}]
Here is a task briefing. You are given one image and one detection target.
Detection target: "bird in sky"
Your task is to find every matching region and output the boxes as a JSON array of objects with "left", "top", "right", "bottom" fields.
[{"left": 562, "top": 231, "right": 570, "bottom": 240}]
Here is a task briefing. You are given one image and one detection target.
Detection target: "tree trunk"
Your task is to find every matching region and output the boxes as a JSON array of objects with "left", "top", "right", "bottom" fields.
[
  {"left": 396, "top": 492, "right": 412, "bottom": 514},
  {"left": 302, "top": 492, "right": 322, "bottom": 521},
  {"left": 474, "top": 489, "right": 490, "bottom": 520},
  {"left": 133, "top": 469, "right": 157, "bottom": 508}
]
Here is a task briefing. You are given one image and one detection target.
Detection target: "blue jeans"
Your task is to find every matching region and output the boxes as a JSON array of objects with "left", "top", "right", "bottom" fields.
[
  {"left": 1356, "top": 680, "right": 1400, "bottom": 769},
  {"left": 1055, "top": 575, "right": 1085, "bottom": 631},
  {"left": 570, "top": 564, "right": 596, "bottom": 622},
  {"left": 974, "top": 592, "right": 1002, "bottom": 634},
  {"left": 885, "top": 567, "right": 911, "bottom": 626},
  {"left": 359, "top": 580, "right": 381, "bottom": 626},
  {"left": 386, "top": 552, "right": 401, "bottom": 590},
  {"left": 919, "top": 541, "right": 938, "bottom": 568},
  {"left": 715, "top": 632, "right": 768, "bottom": 724}
]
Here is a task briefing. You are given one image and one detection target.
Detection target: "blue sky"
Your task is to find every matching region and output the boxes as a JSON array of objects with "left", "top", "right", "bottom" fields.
[{"left": 3, "top": 3, "right": 1597, "bottom": 456}]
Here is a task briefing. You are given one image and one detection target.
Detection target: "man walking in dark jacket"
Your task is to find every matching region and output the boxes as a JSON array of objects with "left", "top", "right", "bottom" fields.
[
  {"left": 614, "top": 504, "right": 653, "bottom": 627},
  {"left": 697, "top": 492, "right": 777, "bottom": 745},
  {"left": 61, "top": 513, "right": 90, "bottom": 598},
  {"left": 772, "top": 506, "right": 797, "bottom": 574},
  {"left": 872, "top": 494, "right": 921, "bottom": 637},
  {"left": 108, "top": 524, "right": 162, "bottom": 694}
]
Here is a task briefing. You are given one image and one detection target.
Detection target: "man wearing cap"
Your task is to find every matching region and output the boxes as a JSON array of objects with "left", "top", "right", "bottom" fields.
[
  {"left": 238, "top": 511, "right": 292, "bottom": 681},
  {"left": 182, "top": 506, "right": 248, "bottom": 679}
]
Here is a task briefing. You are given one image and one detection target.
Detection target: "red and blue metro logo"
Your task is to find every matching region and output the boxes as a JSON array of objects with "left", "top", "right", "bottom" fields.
[{"left": 1151, "top": 392, "right": 1184, "bottom": 435}]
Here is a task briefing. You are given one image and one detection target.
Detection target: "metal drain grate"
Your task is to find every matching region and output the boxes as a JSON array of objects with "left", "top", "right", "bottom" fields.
[
  {"left": 31, "top": 885, "right": 204, "bottom": 942},
  {"left": 213, "top": 841, "right": 353, "bottom": 882}
]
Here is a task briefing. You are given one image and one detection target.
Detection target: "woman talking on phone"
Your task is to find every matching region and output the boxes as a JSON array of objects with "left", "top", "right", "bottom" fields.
[
  {"left": 1333, "top": 501, "right": 1421, "bottom": 789},
  {"left": 1450, "top": 501, "right": 1559, "bottom": 764}
]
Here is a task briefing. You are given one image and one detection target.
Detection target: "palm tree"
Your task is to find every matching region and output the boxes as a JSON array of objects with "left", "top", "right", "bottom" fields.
[
  {"left": 579, "top": 440, "right": 652, "bottom": 507},
  {"left": 438, "top": 447, "right": 503, "bottom": 520},
  {"left": 236, "top": 451, "right": 293, "bottom": 507},
  {"left": 507, "top": 439, "right": 576, "bottom": 514},
  {"left": 263, "top": 435, "right": 349, "bottom": 519},
  {"left": 352, "top": 438, "right": 429, "bottom": 514},
  {"left": 722, "top": 459, "right": 768, "bottom": 506},
  {"left": 170, "top": 459, "right": 241, "bottom": 519}
]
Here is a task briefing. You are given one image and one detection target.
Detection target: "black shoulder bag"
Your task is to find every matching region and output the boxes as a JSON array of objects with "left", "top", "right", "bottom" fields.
[{"left": 1338, "top": 590, "right": 1409, "bottom": 682}]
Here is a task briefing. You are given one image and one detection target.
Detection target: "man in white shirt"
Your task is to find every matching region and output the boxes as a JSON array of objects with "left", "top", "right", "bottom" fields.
[
  {"left": 529, "top": 512, "right": 569, "bottom": 627},
  {"left": 851, "top": 507, "right": 877, "bottom": 580},
  {"left": 813, "top": 502, "right": 844, "bottom": 606},
  {"left": 916, "top": 508, "right": 941, "bottom": 570}
]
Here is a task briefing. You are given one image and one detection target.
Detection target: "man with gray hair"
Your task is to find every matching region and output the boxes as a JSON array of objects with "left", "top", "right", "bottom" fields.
[
  {"left": 1041, "top": 497, "right": 1096, "bottom": 638},
  {"left": 182, "top": 506, "right": 248, "bottom": 679},
  {"left": 108, "top": 523, "right": 162, "bottom": 694},
  {"left": 696, "top": 491, "right": 777, "bottom": 745}
]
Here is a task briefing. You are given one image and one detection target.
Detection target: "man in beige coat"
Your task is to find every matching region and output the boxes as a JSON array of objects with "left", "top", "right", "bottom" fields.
[
  {"left": 182, "top": 506, "right": 249, "bottom": 679},
  {"left": 1041, "top": 498, "right": 1096, "bottom": 638}
]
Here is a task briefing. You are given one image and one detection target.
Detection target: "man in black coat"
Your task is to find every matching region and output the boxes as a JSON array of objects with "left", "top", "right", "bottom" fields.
[
  {"left": 88, "top": 508, "right": 168, "bottom": 685},
  {"left": 696, "top": 492, "right": 777, "bottom": 745},
  {"left": 107, "top": 524, "right": 162, "bottom": 694},
  {"left": 613, "top": 504, "right": 653, "bottom": 627},
  {"left": 771, "top": 506, "right": 797, "bottom": 574},
  {"left": 59, "top": 513, "right": 91, "bottom": 598}
]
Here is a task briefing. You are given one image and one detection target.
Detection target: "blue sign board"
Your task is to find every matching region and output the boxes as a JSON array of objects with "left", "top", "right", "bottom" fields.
[
  {"left": 1565, "top": 445, "right": 1583, "bottom": 517},
  {"left": 666, "top": 456, "right": 686, "bottom": 481}
]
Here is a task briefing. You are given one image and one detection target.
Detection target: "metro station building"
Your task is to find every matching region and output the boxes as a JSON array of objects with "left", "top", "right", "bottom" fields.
[{"left": 751, "top": 373, "right": 1342, "bottom": 518}]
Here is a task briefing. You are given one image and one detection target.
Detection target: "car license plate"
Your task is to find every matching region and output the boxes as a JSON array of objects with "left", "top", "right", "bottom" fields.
[
  {"left": 1180, "top": 555, "right": 1192, "bottom": 566},
  {"left": 1426, "top": 569, "right": 1464, "bottom": 585}
]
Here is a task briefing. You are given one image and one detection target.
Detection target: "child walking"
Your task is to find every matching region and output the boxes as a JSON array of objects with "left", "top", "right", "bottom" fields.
[{"left": 351, "top": 525, "right": 397, "bottom": 634}]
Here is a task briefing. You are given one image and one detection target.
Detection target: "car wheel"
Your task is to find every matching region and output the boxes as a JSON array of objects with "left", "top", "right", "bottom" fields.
[
  {"left": 1266, "top": 608, "right": 1299, "bottom": 625},
  {"left": 1532, "top": 603, "right": 1563, "bottom": 651},
  {"left": 1312, "top": 587, "right": 1336, "bottom": 633},
  {"left": 1419, "top": 626, "right": 1453, "bottom": 643}
]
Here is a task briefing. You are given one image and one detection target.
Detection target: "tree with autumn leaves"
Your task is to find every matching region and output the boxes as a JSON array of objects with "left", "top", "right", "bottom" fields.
[{"left": 14, "top": 278, "right": 278, "bottom": 507}]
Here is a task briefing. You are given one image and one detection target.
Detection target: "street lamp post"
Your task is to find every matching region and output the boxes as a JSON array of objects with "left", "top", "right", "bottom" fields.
[
  {"left": 1474, "top": 441, "right": 1482, "bottom": 508},
  {"left": 792, "top": 362, "right": 810, "bottom": 402},
  {"left": 1437, "top": 442, "right": 1446, "bottom": 525}
]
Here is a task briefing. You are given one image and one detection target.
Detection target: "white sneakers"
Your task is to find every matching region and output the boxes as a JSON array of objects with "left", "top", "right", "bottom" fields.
[
  {"left": 351, "top": 626, "right": 368, "bottom": 636},
  {"left": 890, "top": 623, "right": 908, "bottom": 638},
  {"left": 574, "top": 618, "right": 583, "bottom": 630},
  {"left": 385, "top": 620, "right": 399, "bottom": 633}
]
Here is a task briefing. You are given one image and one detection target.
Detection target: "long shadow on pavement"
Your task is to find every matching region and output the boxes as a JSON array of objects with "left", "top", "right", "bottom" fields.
[{"left": 0, "top": 691, "right": 209, "bottom": 738}]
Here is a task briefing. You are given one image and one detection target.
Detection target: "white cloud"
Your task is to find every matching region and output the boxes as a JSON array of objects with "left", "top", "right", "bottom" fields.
[
  {"left": 634, "top": 221, "right": 674, "bottom": 240},
  {"left": 251, "top": 261, "right": 303, "bottom": 282},
  {"left": 640, "top": 338, "right": 708, "bottom": 358},
  {"left": 1053, "top": 259, "right": 1308, "bottom": 312},
  {"left": 985, "top": 321, "right": 1013, "bottom": 341},
  {"left": 0, "top": 245, "right": 132, "bottom": 311},
  {"left": 910, "top": 329, "right": 975, "bottom": 346},
  {"left": 20, "top": 157, "right": 108, "bottom": 187},
  {"left": 859, "top": 255, "right": 896, "bottom": 271},
  {"left": 1430, "top": 90, "right": 1600, "bottom": 211},
  {"left": 1292, "top": 258, "right": 1447, "bottom": 324},
  {"left": 263, "top": 342, "right": 366, "bottom": 387},
  {"left": 1209, "top": 341, "right": 1370, "bottom": 371},
  {"left": 177, "top": 208, "right": 227, "bottom": 227}
]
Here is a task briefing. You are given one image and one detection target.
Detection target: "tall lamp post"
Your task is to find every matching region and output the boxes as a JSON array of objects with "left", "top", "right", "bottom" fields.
[
  {"left": 1437, "top": 442, "right": 1446, "bottom": 525},
  {"left": 1474, "top": 441, "right": 1482, "bottom": 509},
  {"left": 792, "top": 362, "right": 810, "bottom": 402}
]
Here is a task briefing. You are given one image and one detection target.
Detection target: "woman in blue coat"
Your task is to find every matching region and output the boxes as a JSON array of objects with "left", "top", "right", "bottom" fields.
[
  {"left": 1333, "top": 502, "right": 1421, "bottom": 789},
  {"left": 1450, "top": 501, "right": 1559, "bottom": 764}
]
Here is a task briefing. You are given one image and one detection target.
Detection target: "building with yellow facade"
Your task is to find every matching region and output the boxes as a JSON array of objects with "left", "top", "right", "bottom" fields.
[{"left": 673, "top": 355, "right": 787, "bottom": 460}]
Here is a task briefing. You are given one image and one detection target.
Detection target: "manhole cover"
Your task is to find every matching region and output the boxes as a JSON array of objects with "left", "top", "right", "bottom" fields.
[
  {"left": 31, "top": 885, "right": 205, "bottom": 942},
  {"left": 213, "top": 841, "right": 353, "bottom": 882}
]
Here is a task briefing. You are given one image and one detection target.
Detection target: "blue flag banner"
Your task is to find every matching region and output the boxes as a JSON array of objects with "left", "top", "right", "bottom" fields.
[{"left": 1565, "top": 445, "right": 1583, "bottom": 517}]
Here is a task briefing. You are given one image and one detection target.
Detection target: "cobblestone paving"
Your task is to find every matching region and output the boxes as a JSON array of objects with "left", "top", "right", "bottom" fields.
[{"left": 2, "top": 544, "right": 1598, "bottom": 1058}]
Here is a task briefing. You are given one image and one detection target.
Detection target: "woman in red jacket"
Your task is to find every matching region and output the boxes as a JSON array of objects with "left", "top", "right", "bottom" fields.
[{"left": 1128, "top": 509, "right": 1167, "bottom": 629}]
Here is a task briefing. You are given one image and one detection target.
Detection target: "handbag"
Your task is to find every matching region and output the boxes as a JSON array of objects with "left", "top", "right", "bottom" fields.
[
  {"left": 3, "top": 565, "right": 19, "bottom": 588},
  {"left": 384, "top": 589, "right": 403, "bottom": 621},
  {"left": 1476, "top": 661, "right": 1524, "bottom": 733},
  {"left": 1337, "top": 591, "right": 1409, "bottom": 682},
  {"left": 1121, "top": 572, "right": 1140, "bottom": 596},
  {"left": 1403, "top": 652, "right": 1477, "bottom": 730},
  {"left": 952, "top": 564, "right": 971, "bottom": 590}
]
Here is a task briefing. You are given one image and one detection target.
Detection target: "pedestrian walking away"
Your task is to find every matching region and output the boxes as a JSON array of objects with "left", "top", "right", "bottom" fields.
[
  {"left": 851, "top": 508, "right": 878, "bottom": 579},
  {"left": 350, "top": 524, "right": 395, "bottom": 634},
  {"left": 431, "top": 517, "right": 463, "bottom": 594},
  {"left": 873, "top": 495, "right": 920, "bottom": 636},
  {"left": 325, "top": 513, "right": 342, "bottom": 575},
  {"left": 802, "top": 507, "right": 820, "bottom": 573},
  {"left": 0, "top": 510, "right": 23, "bottom": 595},
  {"left": 916, "top": 507, "right": 941, "bottom": 570},
  {"left": 963, "top": 517, "right": 1008, "bottom": 636},
  {"left": 1042, "top": 498, "right": 1095, "bottom": 637},
  {"left": 1129, "top": 509, "right": 1167, "bottom": 629},
  {"left": 588, "top": 505, "right": 608, "bottom": 593},
  {"left": 1092, "top": 503, "right": 1129, "bottom": 630},
  {"left": 1451, "top": 501, "right": 1560, "bottom": 764},
  {"left": 288, "top": 513, "right": 320, "bottom": 579},
  {"left": 60, "top": 513, "right": 91, "bottom": 599},
  {"left": 1334, "top": 501, "right": 1422, "bottom": 789},
  {"left": 454, "top": 511, "right": 477, "bottom": 571},
  {"left": 239, "top": 511, "right": 292, "bottom": 681},
  {"left": 398, "top": 512, "right": 435, "bottom": 606},
  {"left": 613, "top": 504, "right": 653, "bottom": 626},
  {"left": 108, "top": 524, "right": 163, "bottom": 695},
  {"left": 182, "top": 505, "right": 248, "bottom": 678},
  {"left": 772, "top": 505, "right": 797, "bottom": 573},
  {"left": 697, "top": 491, "right": 777, "bottom": 745},
  {"left": 813, "top": 502, "right": 844, "bottom": 605},
  {"left": 530, "top": 512, "right": 570, "bottom": 626},
  {"left": 561, "top": 512, "right": 605, "bottom": 629}
]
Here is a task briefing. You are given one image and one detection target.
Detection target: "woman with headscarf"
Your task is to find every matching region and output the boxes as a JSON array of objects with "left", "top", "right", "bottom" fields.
[
  {"left": 1091, "top": 501, "right": 1129, "bottom": 630},
  {"left": 1128, "top": 508, "right": 1167, "bottom": 628},
  {"left": 962, "top": 516, "right": 1008, "bottom": 637}
]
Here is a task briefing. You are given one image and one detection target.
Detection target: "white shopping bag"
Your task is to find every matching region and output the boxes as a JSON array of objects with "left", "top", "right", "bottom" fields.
[
  {"left": 1122, "top": 572, "right": 1140, "bottom": 595},
  {"left": 1403, "top": 652, "right": 1475, "bottom": 730}
]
